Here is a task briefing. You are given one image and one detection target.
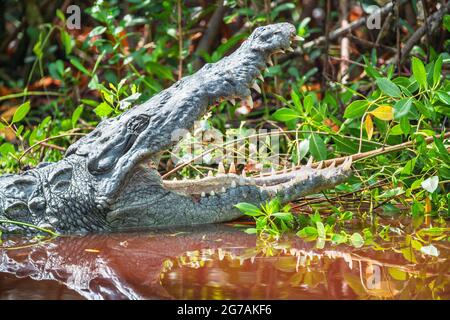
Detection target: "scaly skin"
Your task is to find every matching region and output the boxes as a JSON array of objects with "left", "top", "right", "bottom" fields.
[{"left": 0, "top": 23, "right": 352, "bottom": 233}]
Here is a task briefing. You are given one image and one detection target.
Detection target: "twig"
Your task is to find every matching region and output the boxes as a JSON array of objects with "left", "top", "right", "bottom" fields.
[
  {"left": 397, "top": 1, "right": 450, "bottom": 64},
  {"left": 177, "top": 0, "right": 183, "bottom": 80}
]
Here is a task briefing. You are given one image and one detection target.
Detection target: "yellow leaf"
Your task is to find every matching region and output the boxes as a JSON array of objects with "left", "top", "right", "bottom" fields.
[
  {"left": 365, "top": 114, "right": 374, "bottom": 140},
  {"left": 369, "top": 105, "right": 394, "bottom": 121}
]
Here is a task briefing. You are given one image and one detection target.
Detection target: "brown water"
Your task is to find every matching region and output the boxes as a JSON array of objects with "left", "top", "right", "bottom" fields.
[{"left": 0, "top": 224, "right": 449, "bottom": 300}]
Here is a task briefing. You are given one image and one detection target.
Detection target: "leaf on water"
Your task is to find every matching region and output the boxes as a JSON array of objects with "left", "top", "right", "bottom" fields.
[
  {"left": 350, "top": 232, "right": 364, "bottom": 248},
  {"left": 421, "top": 176, "right": 439, "bottom": 193},
  {"left": 365, "top": 114, "right": 374, "bottom": 140},
  {"left": 388, "top": 267, "right": 407, "bottom": 281},
  {"left": 369, "top": 105, "right": 393, "bottom": 121}
]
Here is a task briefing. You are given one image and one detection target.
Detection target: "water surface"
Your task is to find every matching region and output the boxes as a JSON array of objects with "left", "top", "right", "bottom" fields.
[{"left": 0, "top": 224, "right": 448, "bottom": 299}]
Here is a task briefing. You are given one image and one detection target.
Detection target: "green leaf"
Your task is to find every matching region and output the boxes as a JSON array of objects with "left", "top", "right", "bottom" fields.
[
  {"left": 308, "top": 134, "right": 327, "bottom": 160},
  {"left": 0, "top": 142, "right": 15, "bottom": 157},
  {"left": 393, "top": 98, "right": 412, "bottom": 120},
  {"left": 316, "top": 221, "right": 325, "bottom": 239},
  {"left": 411, "top": 57, "right": 427, "bottom": 88},
  {"left": 400, "top": 116, "right": 410, "bottom": 134},
  {"left": 12, "top": 101, "right": 31, "bottom": 124},
  {"left": 437, "top": 91, "right": 450, "bottom": 105},
  {"left": 70, "top": 57, "right": 92, "bottom": 76},
  {"left": 235, "top": 202, "right": 261, "bottom": 217},
  {"left": 343, "top": 100, "right": 368, "bottom": 118},
  {"left": 89, "top": 26, "right": 107, "bottom": 37},
  {"left": 297, "top": 226, "right": 318, "bottom": 239},
  {"left": 376, "top": 78, "right": 402, "bottom": 98},
  {"left": 244, "top": 228, "right": 257, "bottom": 234},
  {"left": 350, "top": 232, "right": 364, "bottom": 248},
  {"left": 331, "top": 233, "right": 347, "bottom": 245},
  {"left": 421, "top": 176, "right": 439, "bottom": 193},
  {"left": 433, "top": 54, "right": 443, "bottom": 86},
  {"left": 272, "top": 212, "right": 293, "bottom": 221},
  {"left": 272, "top": 108, "right": 299, "bottom": 122},
  {"left": 298, "top": 139, "right": 309, "bottom": 161},
  {"left": 94, "top": 102, "right": 113, "bottom": 118},
  {"left": 71, "top": 105, "right": 84, "bottom": 128},
  {"left": 60, "top": 30, "right": 73, "bottom": 55}
]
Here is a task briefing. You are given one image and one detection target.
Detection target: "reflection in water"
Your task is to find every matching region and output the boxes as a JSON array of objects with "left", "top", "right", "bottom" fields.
[{"left": 0, "top": 225, "right": 448, "bottom": 300}]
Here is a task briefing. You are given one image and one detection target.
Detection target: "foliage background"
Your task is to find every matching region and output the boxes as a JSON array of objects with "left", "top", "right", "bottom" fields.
[{"left": 0, "top": 0, "right": 449, "bottom": 244}]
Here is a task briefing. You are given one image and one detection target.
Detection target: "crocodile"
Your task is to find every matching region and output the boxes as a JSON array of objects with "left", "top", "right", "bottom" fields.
[{"left": 0, "top": 23, "right": 352, "bottom": 234}]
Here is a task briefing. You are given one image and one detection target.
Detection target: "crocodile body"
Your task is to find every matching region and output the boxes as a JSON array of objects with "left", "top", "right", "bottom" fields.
[{"left": 0, "top": 23, "right": 352, "bottom": 233}]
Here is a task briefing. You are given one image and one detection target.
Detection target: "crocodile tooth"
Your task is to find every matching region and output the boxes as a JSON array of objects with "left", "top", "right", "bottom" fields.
[
  {"left": 218, "top": 162, "right": 225, "bottom": 174},
  {"left": 257, "top": 73, "right": 264, "bottom": 82},
  {"left": 263, "top": 183, "right": 267, "bottom": 188},
  {"left": 230, "top": 98, "right": 236, "bottom": 105},
  {"left": 329, "top": 160, "right": 336, "bottom": 169},
  {"left": 231, "top": 181, "right": 237, "bottom": 188},
  {"left": 210, "top": 191, "right": 215, "bottom": 196},
  {"left": 241, "top": 169, "right": 246, "bottom": 177},
  {"left": 271, "top": 167, "right": 277, "bottom": 175},
  {"left": 228, "top": 162, "right": 236, "bottom": 174},
  {"left": 221, "top": 187, "right": 226, "bottom": 193},
  {"left": 251, "top": 82, "right": 261, "bottom": 94},
  {"left": 342, "top": 156, "right": 353, "bottom": 170},
  {"left": 306, "top": 156, "right": 313, "bottom": 168},
  {"left": 317, "top": 161, "right": 324, "bottom": 169},
  {"left": 293, "top": 35, "right": 303, "bottom": 42},
  {"left": 286, "top": 47, "right": 294, "bottom": 52},
  {"left": 201, "top": 192, "right": 206, "bottom": 197},
  {"left": 172, "top": 177, "right": 177, "bottom": 181},
  {"left": 260, "top": 171, "right": 264, "bottom": 178},
  {"left": 208, "top": 170, "right": 214, "bottom": 177},
  {"left": 245, "top": 96, "right": 254, "bottom": 109}
]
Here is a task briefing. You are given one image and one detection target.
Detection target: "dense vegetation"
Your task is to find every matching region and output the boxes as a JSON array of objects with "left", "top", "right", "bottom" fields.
[{"left": 0, "top": 0, "right": 449, "bottom": 256}]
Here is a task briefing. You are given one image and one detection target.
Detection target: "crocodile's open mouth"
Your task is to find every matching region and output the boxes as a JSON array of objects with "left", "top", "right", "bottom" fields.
[
  {"left": 163, "top": 157, "right": 353, "bottom": 199},
  {"left": 161, "top": 28, "right": 352, "bottom": 201}
]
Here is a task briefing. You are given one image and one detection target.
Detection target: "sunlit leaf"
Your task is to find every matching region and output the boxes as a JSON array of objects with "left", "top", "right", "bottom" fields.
[
  {"left": 365, "top": 114, "right": 373, "bottom": 140},
  {"left": 412, "top": 57, "right": 427, "bottom": 88},
  {"left": 369, "top": 105, "right": 393, "bottom": 121},
  {"left": 12, "top": 101, "right": 31, "bottom": 124},
  {"left": 420, "top": 244, "right": 439, "bottom": 257},
  {"left": 421, "top": 176, "right": 439, "bottom": 193}
]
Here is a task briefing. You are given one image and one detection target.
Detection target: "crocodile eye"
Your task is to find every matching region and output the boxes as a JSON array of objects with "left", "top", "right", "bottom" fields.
[{"left": 127, "top": 115, "right": 150, "bottom": 135}]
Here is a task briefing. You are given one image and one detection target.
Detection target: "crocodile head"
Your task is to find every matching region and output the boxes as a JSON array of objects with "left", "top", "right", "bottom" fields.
[{"left": 0, "top": 23, "right": 352, "bottom": 233}]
